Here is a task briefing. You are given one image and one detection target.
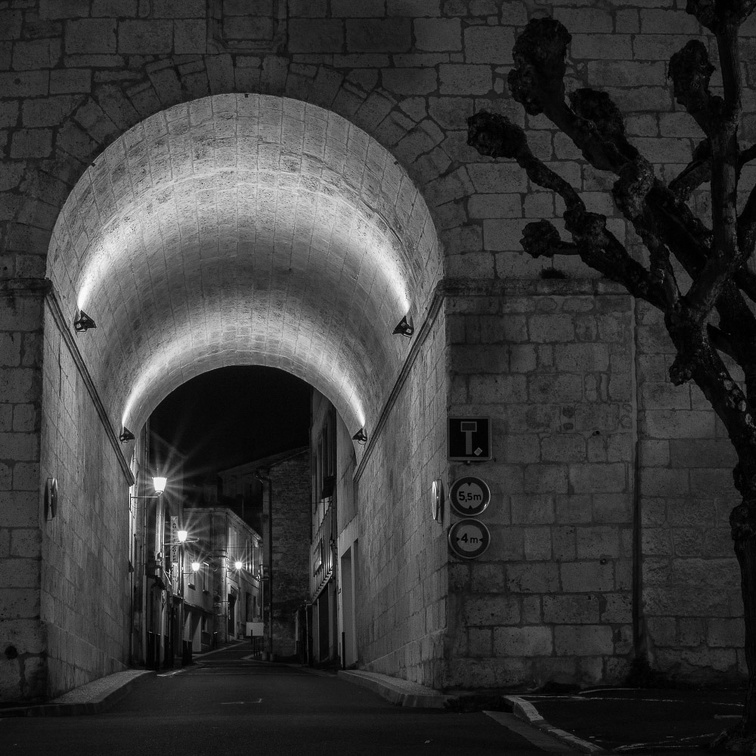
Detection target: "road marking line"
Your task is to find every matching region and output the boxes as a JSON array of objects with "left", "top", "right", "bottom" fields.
[
  {"left": 157, "top": 669, "right": 186, "bottom": 678},
  {"left": 484, "top": 711, "right": 576, "bottom": 753},
  {"left": 504, "top": 696, "right": 606, "bottom": 754}
]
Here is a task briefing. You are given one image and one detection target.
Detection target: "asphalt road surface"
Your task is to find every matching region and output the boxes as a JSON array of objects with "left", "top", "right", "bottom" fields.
[{"left": 0, "top": 645, "right": 563, "bottom": 755}]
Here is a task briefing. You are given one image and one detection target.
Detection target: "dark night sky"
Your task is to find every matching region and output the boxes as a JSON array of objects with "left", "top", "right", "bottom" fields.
[{"left": 150, "top": 366, "right": 311, "bottom": 484}]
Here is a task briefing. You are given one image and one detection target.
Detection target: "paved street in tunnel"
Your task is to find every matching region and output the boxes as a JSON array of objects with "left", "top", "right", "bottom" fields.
[{"left": 1, "top": 644, "right": 562, "bottom": 756}]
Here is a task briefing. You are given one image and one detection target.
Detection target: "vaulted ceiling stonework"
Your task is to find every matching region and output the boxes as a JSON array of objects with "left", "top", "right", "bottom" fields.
[{"left": 47, "top": 93, "right": 442, "bottom": 437}]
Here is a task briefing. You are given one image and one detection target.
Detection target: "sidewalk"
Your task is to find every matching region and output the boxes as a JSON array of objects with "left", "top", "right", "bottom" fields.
[
  {"left": 0, "top": 669, "right": 151, "bottom": 717},
  {"left": 0, "top": 641, "right": 248, "bottom": 718}
]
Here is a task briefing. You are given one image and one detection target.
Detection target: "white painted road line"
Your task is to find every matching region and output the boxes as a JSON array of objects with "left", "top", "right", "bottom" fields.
[
  {"left": 484, "top": 710, "right": 578, "bottom": 753},
  {"left": 504, "top": 695, "right": 607, "bottom": 754}
]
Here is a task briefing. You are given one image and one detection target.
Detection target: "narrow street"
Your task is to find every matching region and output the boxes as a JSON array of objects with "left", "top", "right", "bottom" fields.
[{"left": 0, "top": 644, "right": 564, "bottom": 755}]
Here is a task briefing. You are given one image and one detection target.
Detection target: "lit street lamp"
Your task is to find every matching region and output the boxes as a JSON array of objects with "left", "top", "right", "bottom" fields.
[{"left": 130, "top": 476, "right": 167, "bottom": 500}]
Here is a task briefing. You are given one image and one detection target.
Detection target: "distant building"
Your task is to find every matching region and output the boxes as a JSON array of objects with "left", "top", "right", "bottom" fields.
[
  {"left": 218, "top": 448, "right": 310, "bottom": 660},
  {"left": 182, "top": 506, "right": 263, "bottom": 649},
  {"left": 127, "top": 430, "right": 263, "bottom": 667},
  {"left": 309, "top": 394, "right": 340, "bottom": 666}
]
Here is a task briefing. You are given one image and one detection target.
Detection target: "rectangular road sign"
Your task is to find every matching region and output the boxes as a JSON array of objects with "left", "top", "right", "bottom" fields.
[{"left": 448, "top": 417, "right": 492, "bottom": 461}]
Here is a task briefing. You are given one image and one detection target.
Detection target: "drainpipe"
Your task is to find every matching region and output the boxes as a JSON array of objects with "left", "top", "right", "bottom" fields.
[
  {"left": 630, "top": 296, "right": 646, "bottom": 667},
  {"left": 255, "top": 469, "right": 273, "bottom": 660}
]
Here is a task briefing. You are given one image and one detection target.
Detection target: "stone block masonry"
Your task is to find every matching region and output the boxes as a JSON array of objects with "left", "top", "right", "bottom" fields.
[
  {"left": 0, "top": 0, "right": 748, "bottom": 699},
  {"left": 446, "top": 281, "right": 637, "bottom": 689},
  {"left": 445, "top": 280, "right": 742, "bottom": 688},
  {"left": 267, "top": 451, "right": 311, "bottom": 659},
  {"left": 37, "top": 299, "right": 132, "bottom": 699},
  {"left": 0, "top": 280, "right": 46, "bottom": 702},
  {"left": 355, "top": 304, "right": 449, "bottom": 690},
  {"left": 636, "top": 303, "right": 743, "bottom": 681}
]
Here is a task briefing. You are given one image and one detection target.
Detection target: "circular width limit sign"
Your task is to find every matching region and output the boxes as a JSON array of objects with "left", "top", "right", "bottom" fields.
[
  {"left": 449, "top": 476, "right": 491, "bottom": 517},
  {"left": 448, "top": 519, "right": 491, "bottom": 560}
]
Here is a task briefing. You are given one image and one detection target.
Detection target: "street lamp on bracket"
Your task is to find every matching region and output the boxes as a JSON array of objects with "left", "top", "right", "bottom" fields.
[{"left": 130, "top": 476, "right": 168, "bottom": 500}]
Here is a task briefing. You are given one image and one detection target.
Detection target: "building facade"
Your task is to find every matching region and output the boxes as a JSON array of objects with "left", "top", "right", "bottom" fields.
[
  {"left": 182, "top": 506, "right": 263, "bottom": 648},
  {"left": 126, "top": 430, "right": 263, "bottom": 669},
  {"left": 218, "top": 448, "right": 311, "bottom": 659},
  {"left": 0, "top": 0, "right": 748, "bottom": 702},
  {"left": 309, "top": 392, "right": 339, "bottom": 665}
]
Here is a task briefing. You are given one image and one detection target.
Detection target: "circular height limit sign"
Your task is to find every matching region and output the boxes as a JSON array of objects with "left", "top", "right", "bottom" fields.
[
  {"left": 448, "top": 519, "right": 491, "bottom": 560},
  {"left": 449, "top": 476, "right": 491, "bottom": 517}
]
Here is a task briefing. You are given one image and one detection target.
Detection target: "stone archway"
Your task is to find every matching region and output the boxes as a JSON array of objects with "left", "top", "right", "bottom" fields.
[
  {"left": 32, "top": 93, "right": 442, "bottom": 699},
  {"left": 47, "top": 93, "right": 441, "bottom": 439}
]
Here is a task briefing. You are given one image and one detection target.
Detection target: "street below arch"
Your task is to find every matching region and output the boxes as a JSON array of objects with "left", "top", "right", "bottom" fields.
[{"left": 0, "top": 642, "right": 562, "bottom": 755}]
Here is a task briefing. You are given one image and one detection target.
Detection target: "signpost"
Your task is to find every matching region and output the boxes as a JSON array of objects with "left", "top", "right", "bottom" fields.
[
  {"left": 447, "top": 519, "right": 491, "bottom": 560},
  {"left": 449, "top": 476, "right": 491, "bottom": 517},
  {"left": 448, "top": 417, "right": 491, "bottom": 461}
]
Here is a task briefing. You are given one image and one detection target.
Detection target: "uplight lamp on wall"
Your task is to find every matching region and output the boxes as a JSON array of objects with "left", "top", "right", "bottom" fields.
[
  {"left": 177, "top": 529, "right": 188, "bottom": 543},
  {"left": 393, "top": 315, "right": 414, "bottom": 338},
  {"left": 73, "top": 309, "right": 96, "bottom": 332},
  {"left": 191, "top": 562, "right": 201, "bottom": 572},
  {"left": 352, "top": 427, "right": 368, "bottom": 445},
  {"left": 234, "top": 560, "right": 243, "bottom": 570}
]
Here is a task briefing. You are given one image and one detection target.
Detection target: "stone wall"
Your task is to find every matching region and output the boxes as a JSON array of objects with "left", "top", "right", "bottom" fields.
[
  {"left": 445, "top": 281, "right": 637, "bottom": 688},
  {"left": 268, "top": 450, "right": 310, "bottom": 658},
  {"left": 38, "top": 297, "right": 131, "bottom": 698},
  {"left": 636, "top": 303, "right": 744, "bottom": 681},
  {"left": 0, "top": 281, "right": 46, "bottom": 702},
  {"left": 443, "top": 281, "right": 744, "bottom": 689},
  {"left": 354, "top": 300, "right": 449, "bottom": 688},
  {"left": 0, "top": 0, "right": 751, "bottom": 699}
]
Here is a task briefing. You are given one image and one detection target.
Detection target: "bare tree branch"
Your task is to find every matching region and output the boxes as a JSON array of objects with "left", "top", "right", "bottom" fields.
[
  {"left": 468, "top": 111, "right": 668, "bottom": 308},
  {"left": 673, "top": 12, "right": 744, "bottom": 326},
  {"left": 687, "top": 0, "right": 756, "bottom": 33},
  {"left": 468, "top": 7, "right": 756, "bottom": 743},
  {"left": 669, "top": 41, "right": 719, "bottom": 135}
]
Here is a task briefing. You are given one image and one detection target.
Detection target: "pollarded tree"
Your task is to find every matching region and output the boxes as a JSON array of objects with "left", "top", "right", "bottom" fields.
[{"left": 467, "top": 2, "right": 756, "bottom": 751}]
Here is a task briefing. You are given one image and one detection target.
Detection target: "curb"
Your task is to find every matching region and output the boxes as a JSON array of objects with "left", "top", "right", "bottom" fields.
[
  {"left": 0, "top": 670, "right": 152, "bottom": 718},
  {"left": 338, "top": 669, "right": 450, "bottom": 708},
  {"left": 504, "top": 695, "right": 607, "bottom": 754}
]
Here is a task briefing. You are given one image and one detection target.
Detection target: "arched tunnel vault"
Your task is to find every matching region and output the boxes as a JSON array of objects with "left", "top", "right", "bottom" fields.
[{"left": 47, "top": 94, "right": 442, "bottom": 441}]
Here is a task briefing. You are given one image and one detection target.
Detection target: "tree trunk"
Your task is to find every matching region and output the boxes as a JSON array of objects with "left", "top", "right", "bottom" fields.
[
  {"left": 715, "top": 499, "right": 756, "bottom": 751},
  {"left": 735, "top": 501, "right": 756, "bottom": 724}
]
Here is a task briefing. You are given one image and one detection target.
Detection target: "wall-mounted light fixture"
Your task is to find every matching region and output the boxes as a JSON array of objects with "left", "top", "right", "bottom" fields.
[
  {"left": 119, "top": 426, "right": 135, "bottom": 442},
  {"left": 173, "top": 529, "right": 198, "bottom": 545},
  {"left": 234, "top": 560, "right": 244, "bottom": 570},
  {"left": 393, "top": 315, "right": 414, "bottom": 338},
  {"left": 352, "top": 427, "right": 368, "bottom": 445},
  {"left": 130, "top": 476, "right": 167, "bottom": 500},
  {"left": 44, "top": 477, "right": 59, "bottom": 520},
  {"left": 73, "top": 309, "right": 96, "bottom": 332}
]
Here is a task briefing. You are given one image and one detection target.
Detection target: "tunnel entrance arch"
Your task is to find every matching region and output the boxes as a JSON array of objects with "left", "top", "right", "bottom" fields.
[
  {"left": 36, "top": 93, "right": 443, "bottom": 698},
  {"left": 46, "top": 93, "right": 442, "bottom": 442}
]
